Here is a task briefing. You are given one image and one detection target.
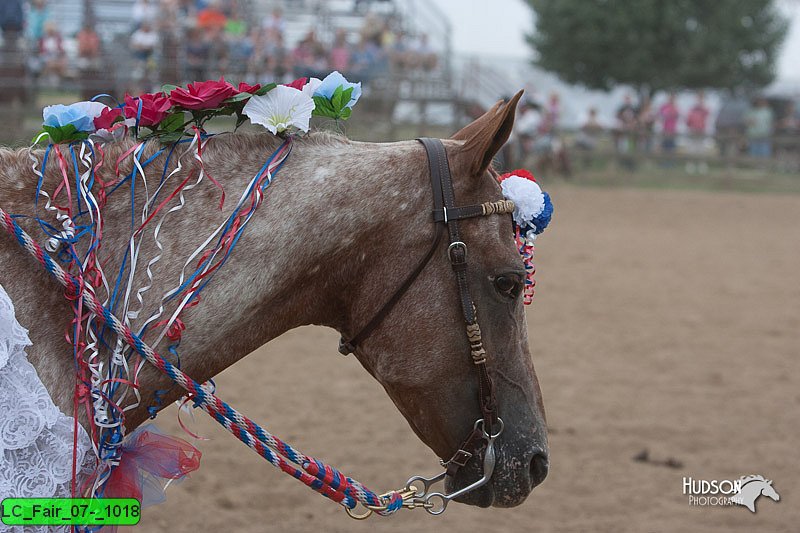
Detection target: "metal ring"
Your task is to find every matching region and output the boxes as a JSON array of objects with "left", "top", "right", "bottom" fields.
[
  {"left": 474, "top": 417, "right": 504, "bottom": 439},
  {"left": 424, "top": 493, "right": 449, "bottom": 515},
  {"left": 345, "top": 505, "right": 374, "bottom": 520}
]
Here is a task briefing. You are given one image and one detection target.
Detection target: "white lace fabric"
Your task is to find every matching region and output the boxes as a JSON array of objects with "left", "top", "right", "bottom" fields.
[{"left": 0, "top": 284, "right": 93, "bottom": 533}]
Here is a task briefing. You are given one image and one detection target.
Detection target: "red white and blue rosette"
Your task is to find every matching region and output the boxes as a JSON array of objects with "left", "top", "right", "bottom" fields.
[{"left": 498, "top": 169, "right": 553, "bottom": 304}]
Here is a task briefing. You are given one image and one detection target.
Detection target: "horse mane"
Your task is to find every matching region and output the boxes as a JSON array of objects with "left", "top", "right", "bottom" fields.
[
  {"left": 0, "top": 129, "right": 351, "bottom": 204},
  {"left": 0, "top": 129, "right": 348, "bottom": 162}
]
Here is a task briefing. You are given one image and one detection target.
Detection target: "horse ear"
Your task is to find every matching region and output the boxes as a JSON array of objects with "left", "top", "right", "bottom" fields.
[{"left": 451, "top": 90, "right": 524, "bottom": 177}]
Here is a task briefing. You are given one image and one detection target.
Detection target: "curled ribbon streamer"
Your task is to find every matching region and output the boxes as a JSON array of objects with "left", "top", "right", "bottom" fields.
[
  {"left": 191, "top": 126, "right": 225, "bottom": 210},
  {"left": 128, "top": 136, "right": 208, "bottom": 345},
  {"left": 149, "top": 141, "right": 290, "bottom": 348}
]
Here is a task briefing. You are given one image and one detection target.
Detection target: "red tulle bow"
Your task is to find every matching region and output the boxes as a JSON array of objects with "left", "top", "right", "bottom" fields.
[{"left": 104, "top": 425, "right": 201, "bottom": 504}]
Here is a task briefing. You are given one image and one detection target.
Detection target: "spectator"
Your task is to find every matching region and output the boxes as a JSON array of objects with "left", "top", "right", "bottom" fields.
[
  {"left": 77, "top": 23, "right": 102, "bottom": 69},
  {"left": 514, "top": 100, "right": 543, "bottom": 165},
  {"left": 25, "top": 0, "right": 49, "bottom": 46},
  {"left": 39, "top": 21, "right": 65, "bottom": 80},
  {"left": 746, "top": 97, "right": 774, "bottom": 158},
  {"left": 615, "top": 93, "right": 637, "bottom": 153},
  {"left": 329, "top": 29, "right": 351, "bottom": 73},
  {"left": 636, "top": 97, "right": 655, "bottom": 152},
  {"left": 389, "top": 30, "right": 412, "bottom": 71},
  {"left": 185, "top": 26, "right": 210, "bottom": 81},
  {"left": 172, "top": 0, "right": 198, "bottom": 25},
  {"left": 360, "top": 12, "right": 382, "bottom": 47},
  {"left": 777, "top": 102, "right": 798, "bottom": 134},
  {"left": 658, "top": 92, "right": 680, "bottom": 154},
  {"left": 775, "top": 102, "right": 799, "bottom": 170},
  {"left": 130, "top": 21, "right": 159, "bottom": 81},
  {"left": 292, "top": 30, "right": 326, "bottom": 78},
  {"left": 575, "top": 107, "right": 603, "bottom": 151},
  {"left": 350, "top": 36, "right": 382, "bottom": 81},
  {"left": 540, "top": 92, "right": 560, "bottom": 135},
  {"left": 412, "top": 33, "right": 437, "bottom": 71},
  {"left": 0, "top": 0, "right": 24, "bottom": 51},
  {"left": 261, "top": 7, "right": 285, "bottom": 37},
  {"left": 197, "top": 0, "right": 227, "bottom": 31},
  {"left": 686, "top": 91, "right": 710, "bottom": 137},
  {"left": 379, "top": 20, "right": 397, "bottom": 50},
  {"left": 225, "top": 11, "right": 252, "bottom": 79}
]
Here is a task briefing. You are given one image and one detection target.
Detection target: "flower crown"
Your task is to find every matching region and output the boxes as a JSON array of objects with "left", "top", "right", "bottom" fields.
[{"left": 37, "top": 71, "right": 361, "bottom": 145}]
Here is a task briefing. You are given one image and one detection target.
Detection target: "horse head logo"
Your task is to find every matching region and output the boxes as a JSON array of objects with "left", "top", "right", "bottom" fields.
[{"left": 730, "top": 475, "right": 780, "bottom": 513}]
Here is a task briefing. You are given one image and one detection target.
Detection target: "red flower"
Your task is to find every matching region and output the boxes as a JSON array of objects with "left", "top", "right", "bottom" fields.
[
  {"left": 499, "top": 168, "right": 536, "bottom": 183},
  {"left": 284, "top": 77, "right": 308, "bottom": 91},
  {"left": 237, "top": 82, "right": 261, "bottom": 94},
  {"left": 93, "top": 106, "right": 123, "bottom": 130},
  {"left": 168, "top": 78, "right": 236, "bottom": 110},
  {"left": 123, "top": 92, "right": 172, "bottom": 127}
]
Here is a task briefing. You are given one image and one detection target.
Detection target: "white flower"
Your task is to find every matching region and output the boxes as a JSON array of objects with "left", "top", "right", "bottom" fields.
[
  {"left": 243, "top": 85, "right": 315, "bottom": 135},
  {"left": 301, "top": 78, "right": 322, "bottom": 98},
  {"left": 500, "top": 175, "right": 545, "bottom": 229}
]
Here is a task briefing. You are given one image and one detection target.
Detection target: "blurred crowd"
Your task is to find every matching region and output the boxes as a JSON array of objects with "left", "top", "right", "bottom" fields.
[
  {"left": 508, "top": 90, "right": 800, "bottom": 175},
  {"left": 4, "top": 0, "right": 439, "bottom": 92},
  {"left": 604, "top": 91, "right": 799, "bottom": 159}
]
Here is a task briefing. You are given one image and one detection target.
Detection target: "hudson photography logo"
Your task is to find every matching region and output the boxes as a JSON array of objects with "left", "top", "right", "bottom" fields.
[{"left": 683, "top": 475, "right": 781, "bottom": 513}]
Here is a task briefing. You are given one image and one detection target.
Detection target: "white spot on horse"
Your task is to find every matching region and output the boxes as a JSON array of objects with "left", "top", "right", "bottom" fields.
[
  {"left": 311, "top": 166, "right": 332, "bottom": 183},
  {"left": 399, "top": 202, "right": 408, "bottom": 210}
]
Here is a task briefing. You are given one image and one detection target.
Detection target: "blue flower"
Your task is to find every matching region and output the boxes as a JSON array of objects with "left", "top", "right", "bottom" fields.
[
  {"left": 313, "top": 71, "right": 361, "bottom": 109},
  {"left": 43, "top": 101, "right": 108, "bottom": 132}
]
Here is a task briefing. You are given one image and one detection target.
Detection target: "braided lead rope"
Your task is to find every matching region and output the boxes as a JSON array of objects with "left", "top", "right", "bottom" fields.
[{"left": 0, "top": 207, "right": 402, "bottom": 514}]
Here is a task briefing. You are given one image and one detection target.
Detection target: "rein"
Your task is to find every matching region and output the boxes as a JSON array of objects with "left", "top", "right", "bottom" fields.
[{"left": 0, "top": 137, "right": 516, "bottom": 519}]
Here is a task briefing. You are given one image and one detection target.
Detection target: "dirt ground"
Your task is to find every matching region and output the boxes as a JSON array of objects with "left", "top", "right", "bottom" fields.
[{"left": 141, "top": 184, "right": 800, "bottom": 532}]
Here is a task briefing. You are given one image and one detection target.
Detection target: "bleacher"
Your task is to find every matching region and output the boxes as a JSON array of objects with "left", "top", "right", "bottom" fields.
[
  {"left": 0, "top": 0, "right": 514, "bottom": 136},
  {"left": 47, "top": 0, "right": 138, "bottom": 40}
]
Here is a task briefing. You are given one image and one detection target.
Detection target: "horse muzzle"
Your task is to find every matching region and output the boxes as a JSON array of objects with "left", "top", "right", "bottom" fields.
[{"left": 445, "top": 429, "right": 549, "bottom": 508}]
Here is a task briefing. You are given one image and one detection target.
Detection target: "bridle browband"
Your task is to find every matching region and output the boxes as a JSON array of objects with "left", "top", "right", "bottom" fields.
[{"left": 339, "top": 137, "right": 516, "bottom": 491}]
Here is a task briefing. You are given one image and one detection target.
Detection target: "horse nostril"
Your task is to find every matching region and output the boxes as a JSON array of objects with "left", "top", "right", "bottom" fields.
[{"left": 529, "top": 452, "right": 549, "bottom": 488}]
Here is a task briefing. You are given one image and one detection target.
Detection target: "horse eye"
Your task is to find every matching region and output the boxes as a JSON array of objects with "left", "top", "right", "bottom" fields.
[{"left": 493, "top": 275, "right": 521, "bottom": 298}]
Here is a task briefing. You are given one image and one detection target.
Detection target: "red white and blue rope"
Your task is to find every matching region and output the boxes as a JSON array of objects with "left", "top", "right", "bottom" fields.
[{"left": 1, "top": 152, "right": 406, "bottom": 514}]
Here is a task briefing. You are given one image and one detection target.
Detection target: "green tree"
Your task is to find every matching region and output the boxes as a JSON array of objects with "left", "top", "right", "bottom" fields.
[{"left": 525, "top": 0, "right": 789, "bottom": 95}]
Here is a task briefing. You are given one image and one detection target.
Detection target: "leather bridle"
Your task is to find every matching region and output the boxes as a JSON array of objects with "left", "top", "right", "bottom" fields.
[{"left": 339, "top": 137, "right": 515, "bottom": 491}]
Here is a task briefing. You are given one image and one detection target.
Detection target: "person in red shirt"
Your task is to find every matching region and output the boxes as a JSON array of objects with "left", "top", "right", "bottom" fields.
[
  {"left": 685, "top": 91, "right": 712, "bottom": 173},
  {"left": 686, "top": 91, "right": 710, "bottom": 138},
  {"left": 658, "top": 92, "right": 680, "bottom": 153}
]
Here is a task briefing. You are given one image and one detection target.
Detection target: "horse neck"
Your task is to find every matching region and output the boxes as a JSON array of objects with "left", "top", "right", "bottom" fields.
[{"left": 7, "top": 133, "right": 431, "bottom": 428}]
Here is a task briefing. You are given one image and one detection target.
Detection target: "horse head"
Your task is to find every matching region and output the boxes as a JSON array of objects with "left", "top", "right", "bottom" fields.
[
  {"left": 343, "top": 91, "right": 548, "bottom": 508},
  {"left": 761, "top": 479, "right": 780, "bottom": 502}
]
